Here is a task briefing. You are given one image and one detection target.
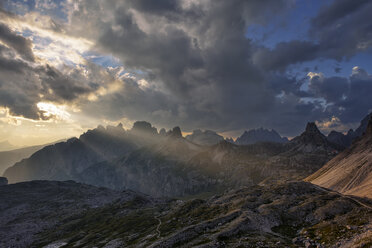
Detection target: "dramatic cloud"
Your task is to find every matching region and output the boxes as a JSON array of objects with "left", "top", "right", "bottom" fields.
[
  {"left": 308, "top": 66, "right": 372, "bottom": 127},
  {"left": 0, "top": 23, "right": 34, "bottom": 61},
  {"left": 0, "top": 0, "right": 371, "bottom": 143},
  {"left": 254, "top": 0, "right": 372, "bottom": 71},
  {"left": 64, "top": 0, "right": 298, "bottom": 131},
  {"left": 0, "top": 22, "right": 123, "bottom": 120}
]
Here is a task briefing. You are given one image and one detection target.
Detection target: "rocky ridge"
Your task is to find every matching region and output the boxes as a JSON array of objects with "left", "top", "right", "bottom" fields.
[
  {"left": 326, "top": 113, "right": 372, "bottom": 149},
  {"left": 307, "top": 116, "right": 372, "bottom": 198}
]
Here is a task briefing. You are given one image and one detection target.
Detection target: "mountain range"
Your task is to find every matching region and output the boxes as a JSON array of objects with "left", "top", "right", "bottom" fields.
[
  {"left": 3, "top": 120, "right": 343, "bottom": 197},
  {"left": 0, "top": 139, "right": 67, "bottom": 175},
  {"left": 1, "top": 114, "right": 372, "bottom": 247}
]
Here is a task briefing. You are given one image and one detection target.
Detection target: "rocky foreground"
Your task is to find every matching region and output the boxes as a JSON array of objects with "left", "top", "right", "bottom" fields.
[{"left": 1, "top": 180, "right": 372, "bottom": 248}]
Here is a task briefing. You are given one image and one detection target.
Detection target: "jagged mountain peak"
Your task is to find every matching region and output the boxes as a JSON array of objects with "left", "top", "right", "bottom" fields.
[
  {"left": 299, "top": 122, "right": 325, "bottom": 140},
  {"left": 131, "top": 121, "right": 157, "bottom": 134},
  {"left": 169, "top": 126, "right": 182, "bottom": 138},
  {"left": 290, "top": 121, "right": 341, "bottom": 153},
  {"left": 305, "top": 122, "right": 321, "bottom": 134}
]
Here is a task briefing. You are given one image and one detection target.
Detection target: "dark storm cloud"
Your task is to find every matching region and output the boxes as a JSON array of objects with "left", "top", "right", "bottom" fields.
[
  {"left": 254, "top": 0, "right": 372, "bottom": 71},
  {"left": 39, "top": 65, "right": 97, "bottom": 101},
  {"left": 0, "top": 26, "right": 106, "bottom": 120},
  {"left": 311, "top": 0, "right": 370, "bottom": 32},
  {"left": 69, "top": 0, "right": 304, "bottom": 132},
  {"left": 253, "top": 41, "right": 320, "bottom": 72},
  {"left": 0, "top": 23, "right": 34, "bottom": 61},
  {"left": 1, "top": 0, "right": 371, "bottom": 136},
  {"left": 307, "top": 67, "right": 372, "bottom": 125},
  {"left": 308, "top": 75, "right": 349, "bottom": 103},
  {"left": 62, "top": 0, "right": 372, "bottom": 134}
]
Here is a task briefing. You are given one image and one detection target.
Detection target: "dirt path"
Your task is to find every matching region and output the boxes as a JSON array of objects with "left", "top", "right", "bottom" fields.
[
  {"left": 312, "top": 184, "right": 372, "bottom": 210},
  {"left": 155, "top": 215, "right": 162, "bottom": 238}
]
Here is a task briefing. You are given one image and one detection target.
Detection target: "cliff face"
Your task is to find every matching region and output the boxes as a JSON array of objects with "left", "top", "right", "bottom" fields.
[
  {"left": 235, "top": 127, "right": 288, "bottom": 145},
  {"left": 307, "top": 117, "right": 372, "bottom": 198}
]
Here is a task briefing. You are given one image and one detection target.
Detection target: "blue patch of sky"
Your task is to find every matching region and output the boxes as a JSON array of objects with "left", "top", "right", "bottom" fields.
[
  {"left": 82, "top": 51, "right": 147, "bottom": 77},
  {"left": 247, "top": 0, "right": 372, "bottom": 91},
  {"left": 3, "top": 0, "right": 69, "bottom": 22},
  {"left": 292, "top": 48, "right": 372, "bottom": 81},
  {"left": 82, "top": 51, "right": 123, "bottom": 68},
  {"left": 246, "top": 0, "right": 330, "bottom": 48}
]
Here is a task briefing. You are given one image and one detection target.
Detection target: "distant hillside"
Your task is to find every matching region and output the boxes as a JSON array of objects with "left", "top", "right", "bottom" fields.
[
  {"left": 0, "top": 140, "right": 18, "bottom": 152},
  {"left": 0, "top": 140, "right": 66, "bottom": 175},
  {"left": 3, "top": 122, "right": 156, "bottom": 183},
  {"left": 235, "top": 127, "right": 288, "bottom": 145},
  {"left": 307, "top": 116, "right": 372, "bottom": 198}
]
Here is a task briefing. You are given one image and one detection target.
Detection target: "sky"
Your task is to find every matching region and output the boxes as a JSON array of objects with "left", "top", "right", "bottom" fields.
[{"left": 0, "top": 0, "right": 371, "bottom": 146}]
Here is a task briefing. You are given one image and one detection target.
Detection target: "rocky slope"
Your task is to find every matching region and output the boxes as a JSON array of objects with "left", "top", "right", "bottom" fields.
[
  {"left": 306, "top": 116, "right": 372, "bottom": 198},
  {"left": 235, "top": 128, "right": 288, "bottom": 145},
  {"left": 185, "top": 129, "right": 224, "bottom": 146},
  {"left": 0, "top": 140, "right": 66, "bottom": 175},
  {"left": 1, "top": 180, "right": 371, "bottom": 248}
]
